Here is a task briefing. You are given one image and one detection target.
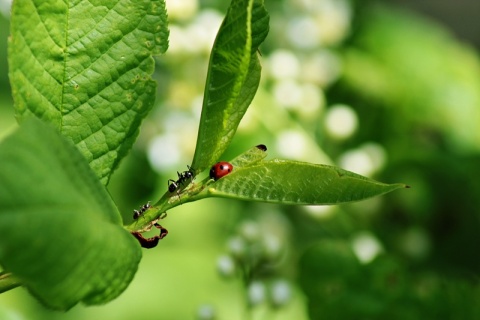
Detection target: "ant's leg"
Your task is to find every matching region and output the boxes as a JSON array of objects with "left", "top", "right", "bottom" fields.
[{"left": 177, "top": 171, "right": 183, "bottom": 179}]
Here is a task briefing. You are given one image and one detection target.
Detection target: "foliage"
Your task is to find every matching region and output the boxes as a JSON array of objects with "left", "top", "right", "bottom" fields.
[
  {"left": 0, "top": 118, "right": 140, "bottom": 309},
  {"left": 9, "top": 0, "right": 169, "bottom": 186},
  {"left": 3, "top": 0, "right": 478, "bottom": 319},
  {"left": 0, "top": 0, "right": 406, "bottom": 311}
]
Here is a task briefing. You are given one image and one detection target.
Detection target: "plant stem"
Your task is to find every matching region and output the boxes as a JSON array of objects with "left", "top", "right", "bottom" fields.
[
  {"left": 0, "top": 272, "right": 22, "bottom": 293},
  {"left": 125, "top": 176, "right": 213, "bottom": 232}
]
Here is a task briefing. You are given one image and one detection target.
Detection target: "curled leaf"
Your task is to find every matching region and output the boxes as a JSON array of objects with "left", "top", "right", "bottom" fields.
[{"left": 191, "top": 0, "right": 269, "bottom": 174}]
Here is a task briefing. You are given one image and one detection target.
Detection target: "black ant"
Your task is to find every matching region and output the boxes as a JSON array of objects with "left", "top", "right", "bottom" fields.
[
  {"left": 133, "top": 201, "right": 151, "bottom": 220},
  {"left": 168, "top": 165, "right": 195, "bottom": 193}
]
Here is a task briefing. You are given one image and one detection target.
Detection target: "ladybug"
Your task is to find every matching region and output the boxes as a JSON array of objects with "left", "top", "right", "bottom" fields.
[{"left": 209, "top": 161, "right": 233, "bottom": 180}]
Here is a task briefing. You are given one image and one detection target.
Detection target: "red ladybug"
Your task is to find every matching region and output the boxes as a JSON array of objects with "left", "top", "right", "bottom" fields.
[{"left": 210, "top": 161, "right": 233, "bottom": 180}]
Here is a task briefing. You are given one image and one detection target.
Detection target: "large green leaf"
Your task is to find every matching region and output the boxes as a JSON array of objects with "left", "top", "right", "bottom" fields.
[
  {"left": 0, "top": 119, "right": 141, "bottom": 310},
  {"left": 201, "top": 160, "right": 407, "bottom": 205},
  {"left": 8, "top": 0, "right": 169, "bottom": 185},
  {"left": 190, "top": 0, "right": 269, "bottom": 174}
]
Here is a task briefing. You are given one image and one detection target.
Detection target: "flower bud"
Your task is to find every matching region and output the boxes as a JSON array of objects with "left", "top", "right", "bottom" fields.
[
  {"left": 248, "top": 281, "right": 266, "bottom": 306},
  {"left": 270, "top": 280, "right": 292, "bottom": 307},
  {"left": 216, "top": 255, "right": 235, "bottom": 278},
  {"left": 197, "top": 304, "right": 215, "bottom": 320},
  {"left": 227, "top": 236, "right": 246, "bottom": 259}
]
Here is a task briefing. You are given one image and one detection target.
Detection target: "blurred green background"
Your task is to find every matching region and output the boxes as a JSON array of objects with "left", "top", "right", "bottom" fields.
[{"left": 1, "top": 0, "right": 479, "bottom": 319}]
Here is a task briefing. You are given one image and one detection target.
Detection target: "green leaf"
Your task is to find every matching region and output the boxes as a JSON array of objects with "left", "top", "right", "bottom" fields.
[
  {"left": 201, "top": 160, "right": 407, "bottom": 205},
  {"left": 0, "top": 119, "right": 141, "bottom": 310},
  {"left": 190, "top": 0, "right": 269, "bottom": 174},
  {"left": 8, "top": 0, "right": 169, "bottom": 185},
  {"left": 125, "top": 144, "right": 268, "bottom": 231}
]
